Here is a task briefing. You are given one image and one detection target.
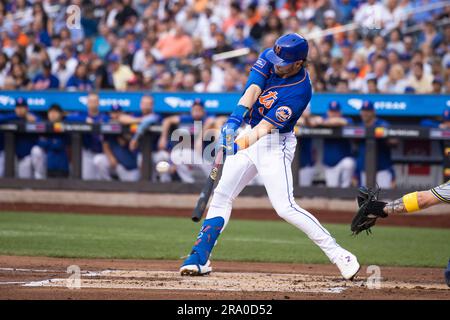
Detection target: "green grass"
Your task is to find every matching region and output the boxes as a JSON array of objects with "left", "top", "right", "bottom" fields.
[{"left": 0, "top": 211, "right": 449, "bottom": 268}]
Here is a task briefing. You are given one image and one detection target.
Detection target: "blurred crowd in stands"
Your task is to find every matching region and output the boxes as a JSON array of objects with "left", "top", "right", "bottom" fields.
[{"left": 0, "top": 0, "right": 449, "bottom": 94}]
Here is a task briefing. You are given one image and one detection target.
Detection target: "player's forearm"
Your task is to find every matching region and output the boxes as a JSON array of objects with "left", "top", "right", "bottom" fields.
[
  {"left": 322, "top": 118, "right": 348, "bottom": 127},
  {"left": 234, "top": 120, "right": 273, "bottom": 150},
  {"left": 118, "top": 114, "right": 140, "bottom": 125},
  {"left": 159, "top": 117, "right": 178, "bottom": 145},
  {"left": 132, "top": 117, "right": 156, "bottom": 141},
  {"left": 383, "top": 190, "right": 441, "bottom": 214},
  {"left": 237, "top": 84, "right": 262, "bottom": 109}
]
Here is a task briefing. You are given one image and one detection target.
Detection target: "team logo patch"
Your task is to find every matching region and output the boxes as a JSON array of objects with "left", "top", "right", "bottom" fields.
[
  {"left": 255, "top": 58, "right": 266, "bottom": 69},
  {"left": 275, "top": 45, "right": 281, "bottom": 55},
  {"left": 275, "top": 106, "right": 292, "bottom": 122}
]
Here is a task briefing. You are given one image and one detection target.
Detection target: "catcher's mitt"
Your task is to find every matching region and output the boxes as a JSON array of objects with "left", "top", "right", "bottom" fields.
[{"left": 351, "top": 186, "right": 388, "bottom": 235}]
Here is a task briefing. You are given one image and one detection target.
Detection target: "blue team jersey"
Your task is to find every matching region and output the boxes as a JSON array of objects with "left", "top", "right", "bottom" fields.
[
  {"left": 106, "top": 135, "right": 138, "bottom": 170},
  {"left": 0, "top": 112, "right": 41, "bottom": 159},
  {"left": 420, "top": 119, "right": 440, "bottom": 128},
  {"left": 243, "top": 48, "right": 312, "bottom": 134},
  {"left": 38, "top": 134, "right": 70, "bottom": 172},
  {"left": 323, "top": 117, "right": 354, "bottom": 167},
  {"left": 66, "top": 112, "right": 109, "bottom": 153},
  {"left": 357, "top": 118, "right": 392, "bottom": 172},
  {"left": 300, "top": 137, "right": 314, "bottom": 168}
]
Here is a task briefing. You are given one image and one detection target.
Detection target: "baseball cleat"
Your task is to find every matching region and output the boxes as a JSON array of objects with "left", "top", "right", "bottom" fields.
[
  {"left": 180, "top": 252, "right": 212, "bottom": 276},
  {"left": 335, "top": 250, "right": 360, "bottom": 280}
]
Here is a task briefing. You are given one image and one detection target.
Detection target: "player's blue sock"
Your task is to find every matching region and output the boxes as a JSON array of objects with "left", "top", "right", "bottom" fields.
[
  {"left": 186, "top": 217, "right": 224, "bottom": 265},
  {"left": 445, "top": 259, "right": 450, "bottom": 287}
]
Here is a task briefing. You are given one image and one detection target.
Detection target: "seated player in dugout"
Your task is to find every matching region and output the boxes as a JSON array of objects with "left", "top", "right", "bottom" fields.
[
  {"left": 157, "top": 99, "right": 216, "bottom": 183},
  {"left": 32, "top": 104, "right": 70, "bottom": 179},
  {"left": 310, "top": 101, "right": 356, "bottom": 188},
  {"left": 0, "top": 97, "right": 41, "bottom": 179},
  {"left": 93, "top": 104, "right": 140, "bottom": 182},
  {"left": 117, "top": 95, "right": 166, "bottom": 182},
  {"left": 180, "top": 34, "right": 361, "bottom": 281},
  {"left": 420, "top": 108, "right": 450, "bottom": 129},
  {"left": 356, "top": 101, "right": 398, "bottom": 189},
  {"left": 65, "top": 92, "right": 109, "bottom": 180}
]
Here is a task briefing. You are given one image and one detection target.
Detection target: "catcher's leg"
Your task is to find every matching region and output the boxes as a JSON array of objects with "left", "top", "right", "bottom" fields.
[{"left": 180, "top": 150, "right": 257, "bottom": 276}]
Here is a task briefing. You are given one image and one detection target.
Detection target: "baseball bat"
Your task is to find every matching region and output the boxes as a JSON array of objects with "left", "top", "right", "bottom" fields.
[{"left": 191, "top": 148, "right": 225, "bottom": 222}]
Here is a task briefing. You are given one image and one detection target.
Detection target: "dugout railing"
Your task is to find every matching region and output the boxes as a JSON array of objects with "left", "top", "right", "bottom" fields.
[{"left": 0, "top": 123, "right": 449, "bottom": 200}]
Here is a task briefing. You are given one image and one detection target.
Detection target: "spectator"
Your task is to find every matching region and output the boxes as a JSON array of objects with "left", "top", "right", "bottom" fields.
[
  {"left": 379, "top": 63, "right": 407, "bottom": 93},
  {"left": 366, "top": 77, "right": 379, "bottom": 93},
  {"left": 181, "top": 72, "right": 196, "bottom": 91},
  {"left": 407, "top": 62, "right": 433, "bottom": 93},
  {"left": 155, "top": 24, "right": 193, "bottom": 60},
  {"left": 432, "top": 78, "right": 444, "bottom": 94},
  {"left": 65, "top": 92, "right": 109, "bottom": 180},
  {"left": 387, "top": 29, "right": 405, "bottom": 54},
  {"left": 93, "top": 23, "right": 112, "bottom": 59},
  {"left": 335, "top": 78, "right": 350, "bottom": 93},
  {"left": 32, "top": 60, "right": 59, "bottom": 90},
  {"left": 52, "top": 54, "right": 76, "bottom": 88},
  {"left": 32, "top": 104, "right": 70, "bottom": 179},
  {"left": 108, "top": 54, "right": 134, "bottom": 91},
  {"left": 46, "top": 35, "right": 63, "bottom": 63},
  {"left": 132, "top": 38, "right": 151, "bottom": 73},
  {"left": 66, "top": 63, "right": 94, "bottom": 91},
  {"left": 194, "top": 68, "right": 222, "bottom": 92},
  {"left": 347, "top": 67, "right": 364, "bottom": 92},
  {"left": 336, "top": 0, "right": 356, "bottom": 24},
  {"left": 357, "top": 101, "right": 397, "bottom": 189},
  {"left": 354, "top": 0, "right": 388, "bottom": 30},
  {"left": 0, "top": 51, "right": 9, "bottom": 88},
  {"left": 10, "top": 63, "right": 30, "bottom": 89}
]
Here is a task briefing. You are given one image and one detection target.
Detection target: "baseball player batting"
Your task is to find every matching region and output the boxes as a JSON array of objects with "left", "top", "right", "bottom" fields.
[
  {"left": 352, "top": 181, "right": 450, "bottom": 287},
  {"left": 180, "top": 33, "right": 360, "bottom": 280}
]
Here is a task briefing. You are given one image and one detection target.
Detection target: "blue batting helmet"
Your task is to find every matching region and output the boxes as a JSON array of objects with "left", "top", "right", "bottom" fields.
[{"left": 266, "top": 33, "right": 309, "bottom": 66}]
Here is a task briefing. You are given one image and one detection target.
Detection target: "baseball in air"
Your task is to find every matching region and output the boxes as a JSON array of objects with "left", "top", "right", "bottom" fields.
[{"left": 156, "top": 161, "right": 170, "bottom": 174}]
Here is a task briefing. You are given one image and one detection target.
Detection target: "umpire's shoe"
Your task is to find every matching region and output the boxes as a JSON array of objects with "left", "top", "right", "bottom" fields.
[
  {"left": 180, "top": 251, "right": 212, "bottom": 276},
  {"left": 335, "top": 250, "right": 360, "bottom": 280},
  {"left": 445, "top": 259, "right": 450, "bottom": 287}
]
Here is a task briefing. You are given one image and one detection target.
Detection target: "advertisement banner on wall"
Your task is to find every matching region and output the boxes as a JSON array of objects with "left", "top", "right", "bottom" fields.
[{"left": 0, "top": 91, "right": 448, "bottom": 116}]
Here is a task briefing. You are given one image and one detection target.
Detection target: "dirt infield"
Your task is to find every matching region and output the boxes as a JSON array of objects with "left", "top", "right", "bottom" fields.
[
  {"left": 0, "top": 256, "right": 448, "bottom": 300},
  {"left": 1, "top": 203, "right": 450, "bottom": 229}
]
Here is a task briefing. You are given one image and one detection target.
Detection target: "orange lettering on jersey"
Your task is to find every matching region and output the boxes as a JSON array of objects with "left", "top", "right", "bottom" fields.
[
  {"left": 258, "top": 91, "right": 278, "bottom": 109},
  {"left": 258, "top": 107, "right": 264, "bottom": 115}
]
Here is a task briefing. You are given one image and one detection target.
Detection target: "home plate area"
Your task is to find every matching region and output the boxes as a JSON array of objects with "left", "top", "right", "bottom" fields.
[{"left": 19, "top": 270, "right": 448, "bottom": 293}]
